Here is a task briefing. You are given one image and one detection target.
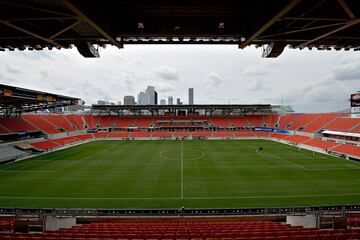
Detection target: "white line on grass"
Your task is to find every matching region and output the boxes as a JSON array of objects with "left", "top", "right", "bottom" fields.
[
  {"left": 0, "top": 193, "right": 359, "bottom": 200},
  {"left": 260, "top": 151, "right": 310, "bottom": 170},
  {"left": 180, "top": 141, "right": 184, "bottom": 199}
]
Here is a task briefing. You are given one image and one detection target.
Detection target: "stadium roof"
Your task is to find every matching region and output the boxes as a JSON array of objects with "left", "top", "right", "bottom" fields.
[
  {"left": 92, "top": 104, "right": 274, "bottom": 115},
  {"left": 0, "top": 84, "right": 80, "bottom": 117},
  {"left": 0, "top": 0, "right": 359, "bottom": 58}
]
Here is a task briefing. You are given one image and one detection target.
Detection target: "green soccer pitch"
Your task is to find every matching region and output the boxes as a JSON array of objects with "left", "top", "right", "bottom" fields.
[{"left": 0, "top": 139, "right": 359, "bottom": 209}]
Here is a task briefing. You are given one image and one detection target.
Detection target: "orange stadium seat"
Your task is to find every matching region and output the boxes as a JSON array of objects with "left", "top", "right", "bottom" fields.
[
  {"left": 107, "top": 132, "right": 129, "bottom": 138},
  {"left": 0, "top": 125, "right": 9, "bottom": 134},
  {"left": 192, "top": 131, "right": 212, "bottom": 137},
  {"left": 64, "top": 115, "right": 86, "bottom": 130},
  {"left": 98, "top": 116, "right": 118, "bottom": 128},
  {"left": 52, "top": 136, "right": 79, "bottom": 146},
  {"left": 173, "top": 132, "right": 191, "bottom": 138},
  {"left": 287, "top": 114, "right": 319, "bottom": 131},
  {"left": 23, "top": 115, "right": 61, "bottom": 134},
  {"left": 74, "top": 134, "right": 94, "bottom": 141},
  {"left": 131, "top": 131, "right": 152, "bottom": 138},
  {"left": 233, "top": 132, "right": 256, "bottom": 137},
  {"left": 31, "top": 140, "right": 60, "bottom": 150},
  {"left": 255, "top": 132, "right": 271, "bottom": 138},
  {"left": 0, "top": 117, "right": 38, "bottom": 132},
  {"left": 83, "top": 115, "right": 100, "bottom": 128},
  {"left": 302, "top": 139, "right": 338, "bottom": 149},
  {"left": 285, "top": 135, "right": 311, "bottom": 144},
  {"left": 2, "top": 221, "right": 358, "bottom": 240},
  {"left": 212, "top": 131, "right": 234, "bottom": 138},
  {"left": 331, "top": 144, "right": 360, "bottom": 157},
  {"left": 114, "top": 117, "right": 135, "bottom": 128},
  {"left": 323, "top": 117, "right": 360, "bottom": 132},
  {"left": 152, "top": 131, "right": 173, "bottom": 138},
  {"left": 44, "top": 115, "right": 75, "bottom": 131},
  {"left": 301, "top": 113, "right": 339, "bottom": 133},
  {"left": 263, "top": 114, "right": 280, "bottom": 128},
  {"left": 208, "top": 117, "right": 231, "bottom": 127},
  {"left": 135, "top": 117, "right": 154, "bottom": 128},
  {"left": 270, "top": 133, "right": 290, "bottom": 139},
  {"left": 94, "top": 132, "right": 109, "bottom": 138},
  {"left": 278, "top": 114, "right": 298, "bottom": 129},
  {"left": 246, "top": 115, "right": 265, "bottom": 126},
  {"left": 228, "top": 116, "right": 250, "bottom": 127}
]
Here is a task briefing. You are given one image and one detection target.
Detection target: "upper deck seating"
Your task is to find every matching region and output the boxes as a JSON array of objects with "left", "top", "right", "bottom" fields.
[
  {"left": 208, "top": 117, "right": 230, "bottom": 127},
  {"left": 65, "top": 115, "right": 85, "bottom": 130},
  {"left": 212, "top": 131, "right": 234, "bottom": 138},
  {"left": 287, "top": 114, "right": 319, "bottom": 131},
  {"left": 323, "top": 117, "right": 360, "bottom": 132},
  {"left": 228, "top": 116, "right": 249, "bottom": 127},
  {"left": 44, "top": 115, "right": 74, "bottom": 131},
  {"left": 246, "top": 115, "right": 264, "bottom": 126},
  {"left": 302, "top": 113, "right": 339, "bottom": 133},
  {"left": 278, "top": 114, "right": 298, "bottom": 129},
  {"left": 23, "top": 115, "right": 60, "bottom": 134},
  {"left": 135, "top": 117, "right": 154, "bottom": 128},
  {"left": 0, "top": 117, "right": 38, "bottom": 132}
]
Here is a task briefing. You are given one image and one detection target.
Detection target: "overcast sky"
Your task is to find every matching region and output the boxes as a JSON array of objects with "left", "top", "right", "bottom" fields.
[{"left": 0, "top": 45, "right": 359, "bottom": 113}]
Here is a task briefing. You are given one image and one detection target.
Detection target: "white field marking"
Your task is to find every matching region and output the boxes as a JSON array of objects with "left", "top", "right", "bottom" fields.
[
  {"left": 260, "top": 150, "right": 310, "bottom": 170},
  {"left": 345, "top": 163, "right": 360, "bottom": 169},
  {"left": 180, "top": 141, "right": 184, "bottom": 199},
  {"left": 53, "top": 161, "right": 81, "bottom": 172},
  {"left": 159, "top": 149, "right": 205, "bottom": 161},
  {"left": 0, "top": 193, "right": 359, "bottom": 200}
]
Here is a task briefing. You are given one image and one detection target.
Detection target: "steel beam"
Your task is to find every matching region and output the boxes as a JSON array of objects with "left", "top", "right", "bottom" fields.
[
  {"left": 60, "top": 0, "right": 123, "bottom": 49},
  {"left": 0, "top": 20, "right": 65, "bottom": 47},
  {"left": 296, "top": 19, "right": 360, "bottom": 48},
  {"left": 239, "top": 0, "right": 302, "bottom": 48}
]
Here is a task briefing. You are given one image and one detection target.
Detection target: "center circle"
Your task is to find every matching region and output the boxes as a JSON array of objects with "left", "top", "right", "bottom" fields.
[{"left": 159, "top": 149, "right": 205, "bottom": 161}]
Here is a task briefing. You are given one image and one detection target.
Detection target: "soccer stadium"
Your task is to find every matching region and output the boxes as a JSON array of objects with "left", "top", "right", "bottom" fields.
[{"left": 0, "top": 0, "right": 360, "bottom": 239}]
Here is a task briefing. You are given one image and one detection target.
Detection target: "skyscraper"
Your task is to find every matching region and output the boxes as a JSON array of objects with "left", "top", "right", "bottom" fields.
[
  {"left": 189, "top": 88, "right": 194, "bottom": 105},
  {"left": 176, "top": 98, "right": 182, "bottom": 105},
  {"left": 124, "top": 96, "right": 135, "bottom": 105},
  {"left": 137, "top": 92, "right": 149, "bottom": 105},
  {"left": 160, "top": 99, "right": 166, "bottom": 105},
  {"left": 168, "top": 96, "right": 173, "bottom": 105},
  {"left": 145, "top": 86, "right": 155, "bottom": 105},
  {"left": 154, "top": 91, "right": 158, "bottom": 105}
]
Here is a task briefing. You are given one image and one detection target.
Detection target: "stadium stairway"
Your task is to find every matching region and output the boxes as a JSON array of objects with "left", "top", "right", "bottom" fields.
[{"left": 1, "top": 221, "right": 359, "bottom": 239}]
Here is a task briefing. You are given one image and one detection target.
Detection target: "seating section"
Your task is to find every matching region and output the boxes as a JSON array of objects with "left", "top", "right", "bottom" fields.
[
  {"left": 43, "top": 115, "right": 75, "bottom": 131},
  {"left": 270, "top": 133, "right": 290, "bottom": 139},
  {"left": 278, "top": 114, "right": 298, "bottom": 129},
  {"left": 233, "top": 132, "right": 256, "bottom": 137},
  {"left": 23, "top": 115, "right": 60, "bottom": 134},
  {"left": 30, "top": 140, "right": 60, "bottom": 150},
  {"left": 107, "top": 132, "right": 130, "bottom": 138},
  {"left": 288, "top": 114, "right": 320, "bottom": 131},
  {"left": 64, "top": 115, "right": 85, "bottom": 130},
  {"left": 0, "top": 125, "right": 8, "bottom": 134},
  {"left": 135, "top": 117, "right": 154, "bottom": 128},
  {"left": 246, "top": 115, "right": 265, "bottom": 127},
  {"left": 152, "top": 131, "right": 172, "bottom": 138},
  {"left": 209, "top": 117, "right": 230, "bottom": 127},
  {"left": 132, "top": 131, "right": 152, "bottom": 138},
  {"left": 212, "top": 131, "right": 234, "bottom": 138},
  {"left": 229, "top": 116, "right": 249, "bottom": 127},
  {"left": 302, "top": 113, "right": 339, "bottom": 133},
  {"left": 323, "top": 117, "right": 360, "bottom": 132},
  {"left": 1, "top": 221, "right": 359, "bottom": 240},
  {"left": 114, "top": 117, "right": 136, "bottom": 128},
  {"left": 265, "top": 115, "right": 280, "bottom": 128},
  {"left": 99, "top": 116, "right": 117, "bottom": 128},
  {"left": 191, "top": 131, "right": 212, "bottom": 137},
  {"left": 331, "top": 144, "right": 360, "bottom": 157},
  {"left": 255, "top": 132, "right": 271, "bottom": 138},
  {"left": 302, "top": 139, "right": 338, "bottom": 149},
  {"left": 285, "top": 135, "right": 311, "bottom": 144},
  {"left": 0, "top": 117, "right": 38, "bottom": 132}
]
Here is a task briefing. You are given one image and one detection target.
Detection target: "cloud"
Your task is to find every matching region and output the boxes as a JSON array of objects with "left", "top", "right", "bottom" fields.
[
  {"left": 205, "top": 72, "right": 226, "bottom": 93},
  {"left": 249, "top": 80, "right": 264, "bottom": 91},
  {"left": 333, "top": 60, "right": 360, "bottom": 81},
  {"left": 152, "top": 66, "right": 179, "bottom": 81},
  {"left": 242, "top": 66, "right": 269, "bottom": 76},
  {"left": 6, "top": 65, "right": 22, "bottom": 74}
]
